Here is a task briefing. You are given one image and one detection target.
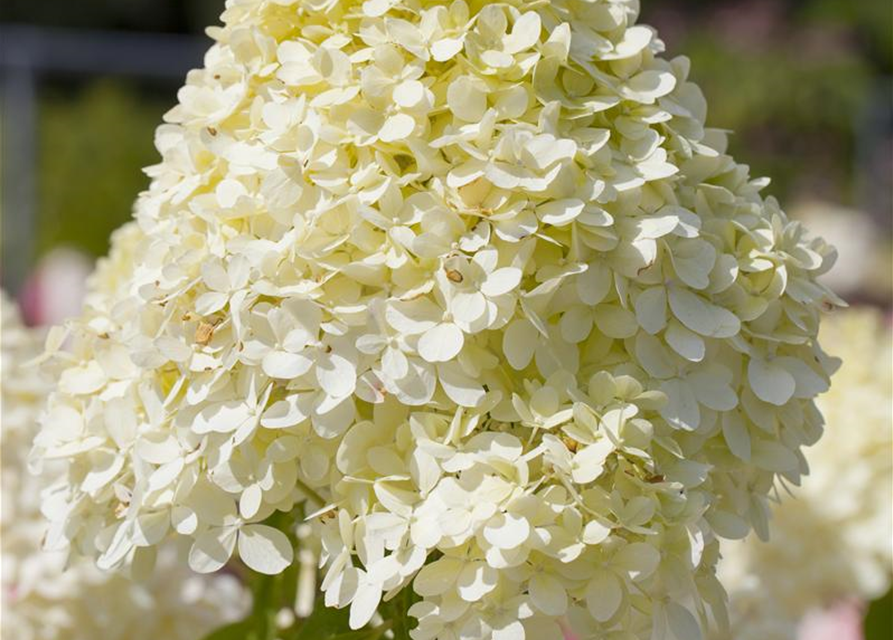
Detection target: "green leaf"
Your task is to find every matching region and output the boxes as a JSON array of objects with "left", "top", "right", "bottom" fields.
[{"left": 864, "top": 587, "right": 893, "bottom": 640}]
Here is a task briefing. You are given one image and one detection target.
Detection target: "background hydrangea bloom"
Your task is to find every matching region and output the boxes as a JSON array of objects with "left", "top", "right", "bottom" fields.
[
  {"left": 715, "top": 309, "right": 892, "bottom": 640},
  {"left": 33, "top": 1, "right": 839, "bottom": 638},
  {"left": 1, "top": 292, "right": 250, "bottom": 640}
]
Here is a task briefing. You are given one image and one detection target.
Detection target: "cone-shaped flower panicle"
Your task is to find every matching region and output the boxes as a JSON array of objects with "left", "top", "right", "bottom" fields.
[{"left": 34, "top": 1, "right": 840, "bottom": 638}]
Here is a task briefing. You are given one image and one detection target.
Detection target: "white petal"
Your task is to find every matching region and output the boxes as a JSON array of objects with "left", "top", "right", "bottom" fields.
[
  {"left": 261, "top": 394, "right": 310, "bottom": 429},
  {"left": 216, "top": 179, "right": 247, "bottom": 208},
  {"left": 58, "top": 361, "right": 106, "bottom": 395},
  {"left": 195, "top": 291, "right": 229, "bottom": 317},
  {"left": 537, "top": 199, "right": 584, "bottom": 227},
  {"left": 311, "top": 396, "right": 355, "bottom": 439},
  {"left": 572, "top": 440, "right": 613, "bottom": 483},
  {"left": 173, "top": 507, "right": 198, "bottom": 535},
  {"left": 578, "top": 262, "right": 612, "bottom": 305},
  {"left": 748, "top": 357, "right": 795, "bottom": 406},
  {"left": 381, "top": 346, "right": 409, "bottom": 381},
  {"left": 667, "top": 602, "right": 702, "bottom": 640},
  {"left": 493, "top": 620, "right": 526, "bottom": 640},
  {"left": 613, "top": 542, "right": 661, "bottom": 581},
  {"left": 97, "top": 522, "right": 135, "bottom": 570},
  {"left": 432, "top": 37, "right": 464, "bottom": 62},
  {"left": 240, "top": 484, "right": 263, "bottom": 519},
  {"left": 189, "top": 526, "right": 238, "bottom": 573},
  {"left": 722, "top": 411, "right": 751, "bottom": 462},
  {"left": 386, "top": 300, "right": 439, "bottom": 335},
  {"left": 504, "top": 11, "right": 542, "bottom": 54},
  {"left": 193, "top": 400, "right": 252, "bottom": 434},
  {"left": 437, "top": 362, "right": 486, "bottom": 408},
  {"left": 672, "top": 239, "right": 716, "bottom": 290},
  {"left": 659, "top": 379, "right": 700, "bottom": 431},
  {"left": 391, "top": 359, "right": 437, "bottom": 406},
  {"left": 635, "top": 214, "right": 680, "bottom": 240},
  {"left": 776, "top": 356, "right": 829, "bottom": 398},
  {"left": 582, "top": 521, "right": 611, "bottom": 545},
  {"left": 495, "top": 85, "right": 529, "bottom": 119},
  {"left": 262, "top": 349, "right": 313, "bottom": 379},
  {"left": 667, "top": 287, "right": 740, "bottom": 338},
  {"left": 706, "top": 510, "right": 750, "bottom": 540},
  {"left": 317, "top": 351, "right": 357, "bottom": 398},
  {"left": 414, "top": 557, "right": 463, "bottom": 597},
  {"left": 451, "top": 291, "right": 487, "bottom": 323},
  {"left": 594, "top": 305, "right": 638, "bottom": 339},
  {"left": 585, "top": 570, "right": 623, "bottom": 622},
  {"left": 418, "top": 323, "right": 464, "bottom": 363},
  {"left": 134, "top": 433, "right": 180, "bottom": 464},
  {"left": 529, "top": 573, "right": 568, "bottom": 616},
  {"left": 609, "top": 25, "right": 653, "bottom": 59},
  {"left": 349, "top": 576, "right": 383, "bottom": 630},
  {"left": 379, "top": 113, "right": 416, "bottom": 142},
  {"left": 484, "top": 512, "right": 530, "bottom": 549},
  {"left": 393, "top": 80, "right": 426, "bottom": 108},
  {"left": 559, "top": 306, "right": 593, "bottom": 344},
  {"left": 456, "top": 561, "right": 498, "bottom": 602},
  {"left": 447, "top": 75, "right": 488, "bottom": 122},
  {"left": 481, "top": 267, "right": 522, "bottom": 297},
  {"left": 503, "top": 318, "right": 538, "bottom": 370},
  {"left": 201, "top": 260, "right": 231, "bottom": 292},
  {"left": 689, "top": 369, "right": 738, "bottom": 411},
  {"left": 665, "top": 320, "right": 705, "bottom": 362},
  {"left": 622, "top": 69, "right": 677, "bottom": 103},
  {"left": 156, "top": 336, "right": 192, "bottom": 363},
  {"left": 238, "top": 524, "right": 294, "bottom": 575},
  {"left": 634, "top": 286, "right": 667, "bottom": 335},
  {"left": 751, "top": 440, "right": 799, "bottom": 473},
  {"left": 81, "top": 451, "right": 125, "bottom": 494},
  {"left": 525, "top": 135, "right": 576, "bottom": 171}
]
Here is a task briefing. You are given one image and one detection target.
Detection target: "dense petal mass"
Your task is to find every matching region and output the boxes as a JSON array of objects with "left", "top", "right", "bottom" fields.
[
  {"left": 33, "top": 1, "right": 838, "bottom": 639},
  {"left": 716, "top": 310, "right": 892, "bottom": 640},
  {"left": 1, "top": 294, "right": 250, "bottom": 640}
]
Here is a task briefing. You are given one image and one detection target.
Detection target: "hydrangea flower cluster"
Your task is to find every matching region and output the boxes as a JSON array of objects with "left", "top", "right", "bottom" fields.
[
  {"left": 2, "top": 293, "right": 249, "bottom": 640},
  {"left": 716, "top": 309, "right": 892, "bottom": 640},
  {"left": 34, "top": 1, "right": 839, "bottom": 638}
]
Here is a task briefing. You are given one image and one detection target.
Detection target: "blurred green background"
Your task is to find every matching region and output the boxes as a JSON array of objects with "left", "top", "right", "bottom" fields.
[{"left": 1, "top": 0, "right": 890, "bottom": 289}]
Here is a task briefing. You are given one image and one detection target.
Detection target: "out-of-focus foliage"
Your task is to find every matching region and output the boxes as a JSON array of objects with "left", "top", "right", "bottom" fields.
[
  {"left": 665, "top": 37, "right": 868, "bottom": 201},
  {"left": 641, "top": 0, "right": 891, "bottom": 207},
  {"left": 799, "top": 0, "right": 892, "bottom": 66},
  {"left": 36, "top": 82, "right": 169, "bottom": 257},
  {"left": 0, "top": 0, "right": 222, "bottom": 33},
  {"left": 865, "top": 588, "right": 892, "bottom": 640}
]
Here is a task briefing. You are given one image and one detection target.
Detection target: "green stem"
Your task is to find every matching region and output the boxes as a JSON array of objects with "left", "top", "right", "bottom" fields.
[
  {"left": 247, "top": 572, "right": 279, "bottom": 640},
  {"left": 294, "top": 476, "right": 328, "bottom": 508},
  {"left": 384, "top": 587, "right": 417, "bottom": 640}
]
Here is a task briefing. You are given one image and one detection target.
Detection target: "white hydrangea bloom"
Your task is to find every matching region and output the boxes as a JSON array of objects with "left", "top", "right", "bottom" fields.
[
  {"left": 716, "top": 309, "right": 893, "bottom": 640},
  {"left": 2, "top": 292, "right": 250, "bottom": 640},
  {"left": 34, "top": 1, "right": 839, "bottom": 638}
]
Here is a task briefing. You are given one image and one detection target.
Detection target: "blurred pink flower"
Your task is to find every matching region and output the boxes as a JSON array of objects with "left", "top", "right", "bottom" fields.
[
  {"left": 20, "top": 247, "right": 91, "bottom": 326},
  {"left": 559, "top": 618, "right": 581, "bottom": 640},
  {"left": 798, "top": 600, "right": 864, "bottom": 640}
]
